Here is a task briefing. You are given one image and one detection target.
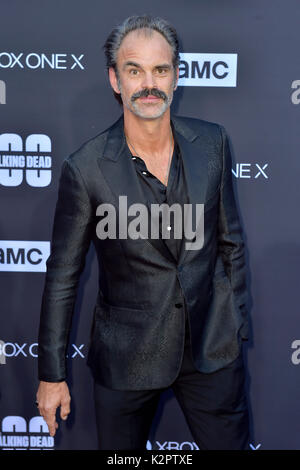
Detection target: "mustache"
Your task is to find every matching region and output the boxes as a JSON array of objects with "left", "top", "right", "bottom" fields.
[{"left": 131, "top": 88, "right": 168, "bottom": 102}]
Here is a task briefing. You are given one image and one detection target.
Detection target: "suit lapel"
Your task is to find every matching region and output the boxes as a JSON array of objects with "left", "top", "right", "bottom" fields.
[
  {"left": 97, "top": 114, "right": 209, "bottom": 266},
  {"left": 171, "top": 117, "right": 209, "bottom": 265},
  {"left": 97, "top": 116, "right": 176, "bottom": 264}
]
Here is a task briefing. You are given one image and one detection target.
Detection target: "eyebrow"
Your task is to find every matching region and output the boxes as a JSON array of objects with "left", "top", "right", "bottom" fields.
[
  {"left": 123, "top": 61, "right": 140, "bottom": 70},
  {"left": 123, "top": 61, "right": 172, "bottom": 70},
  {"left": 154, "top": 64, "right": 172, "bottom": 70}
]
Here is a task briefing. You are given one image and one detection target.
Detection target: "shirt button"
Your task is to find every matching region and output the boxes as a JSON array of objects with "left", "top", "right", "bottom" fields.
[
  {"left": 142, "top": 171, "right": 148, "bottom": 175},
  {"left": 175, "top": 302, "right": 183, "bottom": 308},
  {"left": 132, "top": 156, "right": 136, "bottom": 160}
]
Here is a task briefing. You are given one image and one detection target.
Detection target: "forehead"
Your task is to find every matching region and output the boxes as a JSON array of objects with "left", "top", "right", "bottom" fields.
[{"left": 117, "top": 29, "right": 173, "bottom": 67}]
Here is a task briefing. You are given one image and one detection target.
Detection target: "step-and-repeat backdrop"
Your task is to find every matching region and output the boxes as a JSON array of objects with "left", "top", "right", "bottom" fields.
[{"left": 0, "top": 0, "right": 299, "bottom": 450}]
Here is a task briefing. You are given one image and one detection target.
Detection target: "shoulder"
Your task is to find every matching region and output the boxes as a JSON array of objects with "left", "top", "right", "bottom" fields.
[
  {"left": 172, "top": 115, "right": 224, "bottom": 135},
  {"left": 64, "top": 117, "right": 121, "bottom": 170},
  {"left": 171, "top": 115, "right": 229, "bottom": 157},
  {"left": 172, "top": 116, "right": 227, "bottom": 151}
]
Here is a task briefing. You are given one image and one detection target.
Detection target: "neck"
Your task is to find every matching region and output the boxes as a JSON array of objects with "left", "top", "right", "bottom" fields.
[{"left": 123, "top": 108, "right": 172, "bottom": 156}]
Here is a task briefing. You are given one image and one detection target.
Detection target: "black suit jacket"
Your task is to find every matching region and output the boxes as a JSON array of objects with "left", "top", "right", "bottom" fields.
[{"left": 38, "top": 114, "right": 250, "bottom": 390}]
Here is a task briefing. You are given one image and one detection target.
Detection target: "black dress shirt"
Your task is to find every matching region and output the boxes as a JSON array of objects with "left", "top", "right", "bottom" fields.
[
  {"left": 125, "top": 135, "right": 190, "bottom": 263},
  {"left": 125, "top": 132, "right": 190, "bottom": 338}
]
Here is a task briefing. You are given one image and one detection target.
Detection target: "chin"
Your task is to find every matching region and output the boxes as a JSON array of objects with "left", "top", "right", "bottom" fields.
[{"left": 131, "top": 104, "right": 169, "bottom": 120}]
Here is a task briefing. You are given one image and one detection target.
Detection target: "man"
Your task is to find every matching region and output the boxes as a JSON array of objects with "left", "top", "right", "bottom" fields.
[{"left": 36, "top": 15, "right": 250, "bottom": 450}]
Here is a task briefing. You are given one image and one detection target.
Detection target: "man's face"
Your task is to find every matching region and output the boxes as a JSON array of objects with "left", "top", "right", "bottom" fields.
[{"left": 109, "top": 29, "right": 179, "bottom": 120}]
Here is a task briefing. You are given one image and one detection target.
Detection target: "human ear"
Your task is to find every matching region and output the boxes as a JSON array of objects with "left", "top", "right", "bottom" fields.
[
  {"left": 173, "top": 66, "right": 179, "bottom": 91},
  {"left": 108, "top": 67, "right": 121, "bottom": 94}
]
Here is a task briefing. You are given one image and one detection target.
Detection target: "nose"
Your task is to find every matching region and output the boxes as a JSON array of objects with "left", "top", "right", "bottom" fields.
[{"left": 141, "top": 71, "right": 157, "bottom": 90}]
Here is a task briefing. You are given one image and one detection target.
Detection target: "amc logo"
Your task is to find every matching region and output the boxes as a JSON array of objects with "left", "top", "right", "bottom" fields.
[
  {"left": 0, "top": 241, "right": 50, "bottom": 272},
  {"left": 178, "top": 53, "right": 237, "bottom": 87}
]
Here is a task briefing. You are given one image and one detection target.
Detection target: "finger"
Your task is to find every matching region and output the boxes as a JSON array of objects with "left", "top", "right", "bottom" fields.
[
  {"left": 46, "top": 417, "right": 57, "bottom": 437},
  {"left": 42, "top": 418, "right": 57, "bottom": 437},
  {"left": 42, "top": 409, "right": 57, "bottom": 437},
  {"left": 60, "top": 396, "right": 71, "bottom": 421},
  {"left": 48, "top": 421, "right": 57, "bottom": 437}
]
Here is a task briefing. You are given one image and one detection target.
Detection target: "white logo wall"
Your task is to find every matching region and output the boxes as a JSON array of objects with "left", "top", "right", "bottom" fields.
[
  {"left": 232, "top": 163, "right": 269, "bottom": 179},
  {"left": 0, "top": 342, "right": 85, "bottom": 359},
  {"left": 178, "top": 53, "right": 237, "bottom": 87},
  {"left": 0, "top": 133, "right": 52, "bottom": 187},
  {"left": 0, "top": 241, "right": 50, "bottom": 272},
  {"left": 0, "top": 52, "right": 84, "bottom": 70},
  {"left": 0, "top": 416, "right": 54, "bottom": 450}
]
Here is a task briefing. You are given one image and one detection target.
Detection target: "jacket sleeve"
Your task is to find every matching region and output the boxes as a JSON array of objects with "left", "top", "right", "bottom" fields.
[
  {"left": 38, "top": 158, "right": 94, "bottom": 381},
  {"left": 217, "top": 125, "right": 250, "bottom": 338}
]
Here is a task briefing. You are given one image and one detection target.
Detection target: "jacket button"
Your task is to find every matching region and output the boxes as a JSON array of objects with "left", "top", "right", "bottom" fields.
[{"left": 175, "top": 302, "right": 183, "bottom": 308}]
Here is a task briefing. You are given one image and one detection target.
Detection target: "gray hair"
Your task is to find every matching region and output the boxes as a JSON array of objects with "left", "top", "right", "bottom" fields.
[{"left": 103, "top": 15, "right": 180, "bottom": 72}]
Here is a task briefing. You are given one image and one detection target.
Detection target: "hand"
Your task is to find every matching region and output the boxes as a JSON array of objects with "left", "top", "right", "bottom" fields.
[{"left": 36, "top": 381, "right": 71, "bottom": 437}]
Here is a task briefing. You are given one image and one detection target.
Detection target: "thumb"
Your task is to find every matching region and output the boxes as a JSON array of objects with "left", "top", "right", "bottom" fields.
[
  {"left": 60, "top": 407, "right": 69, "bottom": 421},
  {"left": 60, "top": 398, "right": 71, "bottom": 421}
]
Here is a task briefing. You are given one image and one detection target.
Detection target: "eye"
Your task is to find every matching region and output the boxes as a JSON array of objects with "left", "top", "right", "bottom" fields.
[
  {"left": 156, "top": 67, "right": 168, "bottom": 75},
  {"left": 129, "top": 69, "right": 139, "bottom": 75}
]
